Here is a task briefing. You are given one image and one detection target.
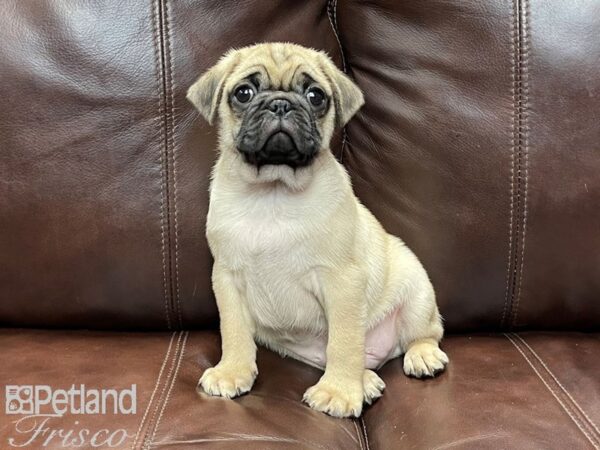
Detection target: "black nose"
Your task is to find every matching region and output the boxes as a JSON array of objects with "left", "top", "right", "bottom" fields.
[{"left": 268, "top": 98, "right": 291, "bottom": 116}]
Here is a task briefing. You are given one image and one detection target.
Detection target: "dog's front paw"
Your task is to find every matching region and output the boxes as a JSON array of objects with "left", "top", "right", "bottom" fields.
[
  {"left": 363, "top": 369, "right": 385, "bottom": 404},
  {"left": 303, "top": 377, "right": 364, "bottom": 418},
  {"left": 198, "top": 362, "right": 257, "bottom": 398},
  {"left": 403, "top": 342, "right": 449, "bottom": 378}
]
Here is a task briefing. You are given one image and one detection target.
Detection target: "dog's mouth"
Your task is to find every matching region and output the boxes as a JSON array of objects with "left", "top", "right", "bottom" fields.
[{"left": 240, "top": 131, "right": 315, "bottom": 168}]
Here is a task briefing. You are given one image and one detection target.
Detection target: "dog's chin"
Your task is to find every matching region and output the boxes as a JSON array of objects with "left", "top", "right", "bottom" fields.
[{"left": 236, "top": 152, "right": 319, "bottom": 192}]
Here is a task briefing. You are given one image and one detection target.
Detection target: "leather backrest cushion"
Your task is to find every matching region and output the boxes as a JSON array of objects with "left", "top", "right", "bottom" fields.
[
  {"left": 0, "top": 0, "right": 342, "bottom": 330},
  {"left": 1, "top": 0, "right": 598, "bottom": 332},
  {"left": 338, "top": 0, "right": 600, "bottom": 331}
]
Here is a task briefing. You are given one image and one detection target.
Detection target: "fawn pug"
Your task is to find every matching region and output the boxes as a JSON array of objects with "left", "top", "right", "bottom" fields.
[{"left": 187, "top": 43, "right": 448, "bottom": 418}]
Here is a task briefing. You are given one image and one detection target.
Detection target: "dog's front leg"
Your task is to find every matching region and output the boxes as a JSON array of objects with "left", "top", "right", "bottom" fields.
[
  {"left": 198, "top": 264, "right": 257, "bottom": 398},
  {"left": 303, "top": 267, "right": 367, "bottom": 417}
]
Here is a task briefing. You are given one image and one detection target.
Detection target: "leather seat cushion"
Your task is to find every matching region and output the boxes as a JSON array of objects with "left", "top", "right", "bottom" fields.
[
  {"left": 363, "top": 333, "right": 600, "bottom": 449},
  {"left": 0, "top": 330, "right": 364, "bottom": 449},
  {"left": 1, "top": 330, "right": 598, "bottom": 449}
]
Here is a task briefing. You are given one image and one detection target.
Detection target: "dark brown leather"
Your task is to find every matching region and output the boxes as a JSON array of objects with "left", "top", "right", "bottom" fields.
[
  {"left": 336, "top": 0, "right": 600, "bottom": 332},
  {"left": 1, "top": 330, "right": 598, "bottom": 449},
  {"left": 363, "top": 333, "right": 600, "bottom": 449},
  {"left": 0, "top": 330, "right": 366, "bottom": 449},
  {"left": 0, "top": 0, "right": 174, "bottom": 330},
  {"left": 508, "top": 2, "right": 600, "bottom": 331}
]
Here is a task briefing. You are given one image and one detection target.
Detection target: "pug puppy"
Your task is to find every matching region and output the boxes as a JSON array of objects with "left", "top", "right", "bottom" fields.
[{"left": 187, "top": 43, "right": 448, "bottom": 418}]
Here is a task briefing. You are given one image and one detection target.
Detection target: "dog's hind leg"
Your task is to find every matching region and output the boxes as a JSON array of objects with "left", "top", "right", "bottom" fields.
[{"left": 396, "top": 287, "right": 448, "bottom": 378}]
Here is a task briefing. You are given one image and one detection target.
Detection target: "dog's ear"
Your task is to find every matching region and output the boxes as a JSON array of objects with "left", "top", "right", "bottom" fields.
[
  {"left": 187, "top": 51, "right": 239, "bottom": 125},
  {"left": 319, "top": 54, "right": 364, "bottom": 127}
]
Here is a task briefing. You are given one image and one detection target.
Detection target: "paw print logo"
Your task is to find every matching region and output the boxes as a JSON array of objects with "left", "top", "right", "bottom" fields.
[{"left": 5, "top": 386, "right": 34, "bottom": 415}]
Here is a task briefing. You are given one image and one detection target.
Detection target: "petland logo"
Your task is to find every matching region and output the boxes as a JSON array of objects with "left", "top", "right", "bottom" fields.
[
  {"left": 4, "top": 384, "right": 136, "bottom": 448},
  {"left": 6, "top": 385, "right": 136, "bottom": 416}
]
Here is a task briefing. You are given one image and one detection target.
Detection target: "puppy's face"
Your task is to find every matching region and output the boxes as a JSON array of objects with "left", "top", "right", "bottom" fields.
[{"left": 187, "top": 43, "right": 363, "bottom": 181}]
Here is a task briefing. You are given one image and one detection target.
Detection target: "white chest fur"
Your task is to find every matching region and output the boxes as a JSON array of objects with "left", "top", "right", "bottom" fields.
[
  {"left": 206, "top": 159, "right": 351, "bottom": 340},
  {"left": 218, "top": 208, "right": 326, "bottom": 336}
]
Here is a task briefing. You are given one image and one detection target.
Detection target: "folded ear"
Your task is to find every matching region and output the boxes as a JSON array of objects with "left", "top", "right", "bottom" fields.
[
  {"left": 320, "top": 54, "right": 364, "bottom": 127},
  {"left": 186, "top": 51, "right": 239, "bottom": 125}
]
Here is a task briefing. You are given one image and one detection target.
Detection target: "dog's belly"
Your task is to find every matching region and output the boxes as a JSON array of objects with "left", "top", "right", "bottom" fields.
[
  {"left": 240, "top": 264, "right": 402, "bottom": 370},
  {"left": 256, "top": 303, "right": 402, "bottom": 370}
]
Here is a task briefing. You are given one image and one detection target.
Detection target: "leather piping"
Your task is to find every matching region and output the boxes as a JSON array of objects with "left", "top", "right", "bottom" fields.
[
  {"left": 131, "top": 332, "right": 177, "bottom": 450},
  {"left": 147, "top": 331, "right": 189, "bottom": 448},
  {"left": 502, "top": 0, "right": 530, "bottom": 330},
  {"left": 506, "top": 333, "right": 600, "bottom": 449},
  {"left": 146, "top": 435, "right": 325, "bottom": 447},
  {"left": 153, "top": 0, "right": 183, "bottom": 330},
  {"left": 152, "top": 0, "right": 171, "bottom": 330},
  {"left": 515, "top": 334, "right": 600, "bottom": 441},
  {"left": 140, "top": 331, "right": 188, "bottom": 450},
  {"left": 360, "top": 417, "right": 371, "bottom": 450},
  {"left": 352, "top": 420, "right": 364, "bottom": 450}
]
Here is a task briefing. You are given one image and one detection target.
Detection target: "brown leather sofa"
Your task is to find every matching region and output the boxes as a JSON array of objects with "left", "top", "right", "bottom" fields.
[{"left": 1, "top": 1, "right": 599, "bottom": 449}]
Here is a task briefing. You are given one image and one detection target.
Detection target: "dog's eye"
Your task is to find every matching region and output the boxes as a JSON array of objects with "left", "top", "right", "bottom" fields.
[
  {"left": 233, "top": 84, "right": 255, "bottom": 104},
  {"left": 306, "top": 86, "right": 326, "bottom": 108}
]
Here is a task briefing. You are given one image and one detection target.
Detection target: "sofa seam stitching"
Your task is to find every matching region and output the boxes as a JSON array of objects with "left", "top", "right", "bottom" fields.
[
  {"left": 148, "top": 331, "right": 189, "bottom": 447},
  {"left": 328, "top": 0, "right": 347, "bottom": 73},
  {"left": 511, "top": 0, "right": 530, "bottom": 328},
  {"left": 148, "top": 436, "right": 328, "bottom": 447},
  {"left": 151, "top": 0, "right": 172, "bottom": 331},
  {"left": 141, "top": 331, "right": 184, "bottom": 450},
  {"left": 505, "top": 333, "right": 600, "bottom": 449},
  {"left": 360, "top": 417, "right": 371, "bottom": 450},
  {"left": 164, "top": 0, "right": 183, "bottom": 329},
  {"left": 503, "top": 0, "right": 523, "bottom": 330},
  {"left": 352, "top": 420, "right": 364, "bottom": 450},
  {"left": 515, "top": 334, "right": 600, "bottom": 439},
  {"left": 501, "top": 0, "right": 518, "bottom": 329},
  {"left": 326, "top": 0, "right": 349, "bottom": 163},
  {"left": 502, "top": 0, "right": 530, "bottom": 330},
  {"left": 130, "top": 332, "right": 176, "bottom": 450}
]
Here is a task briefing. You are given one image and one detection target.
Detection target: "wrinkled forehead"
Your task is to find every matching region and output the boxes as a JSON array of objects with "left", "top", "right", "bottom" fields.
[{"left": 228, "top": 46, "right": 331, "bottom": 93}]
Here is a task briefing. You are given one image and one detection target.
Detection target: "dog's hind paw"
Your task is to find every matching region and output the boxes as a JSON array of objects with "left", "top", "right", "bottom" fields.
[
  {"left": 363, "top": 369, "right": 385, "bottom": 404},
  {"left": 403, "top": 340, "right": 448, "bottom": 378}
]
